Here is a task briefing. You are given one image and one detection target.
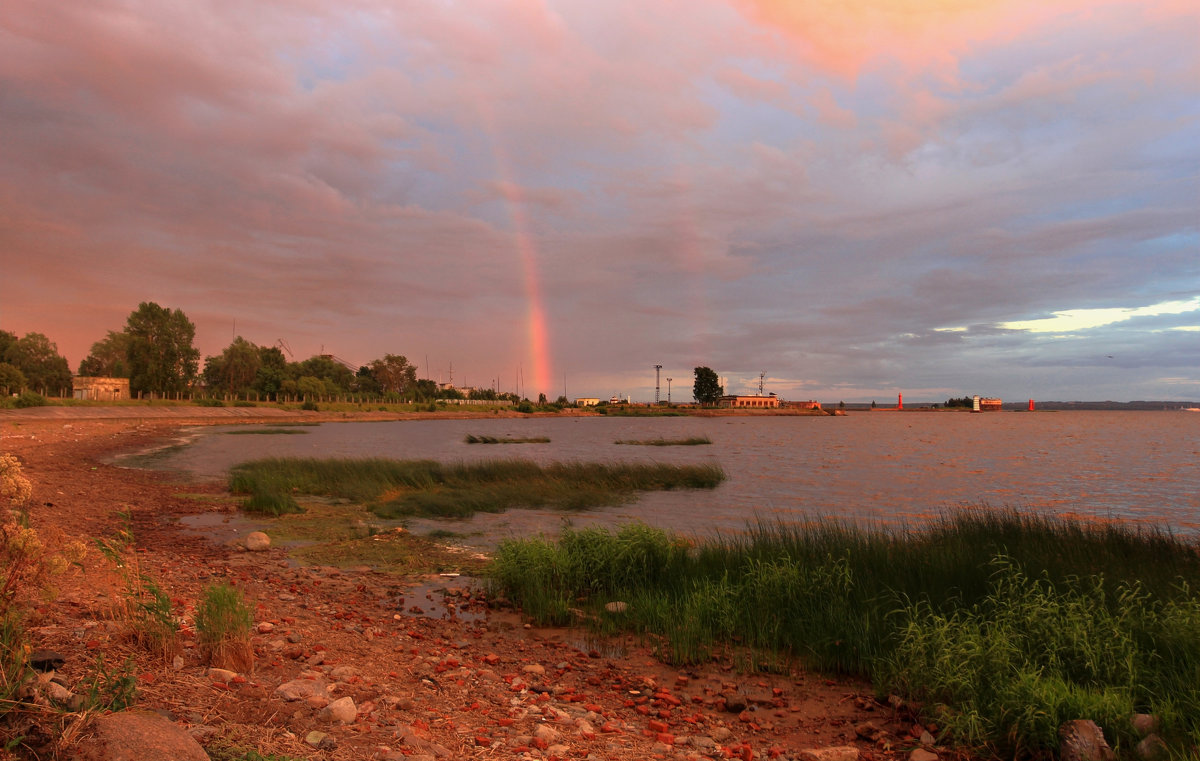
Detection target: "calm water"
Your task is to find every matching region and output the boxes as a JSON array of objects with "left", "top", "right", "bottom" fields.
[{"left": 132, "top": 412, "right": 1200, "bottom": 546}]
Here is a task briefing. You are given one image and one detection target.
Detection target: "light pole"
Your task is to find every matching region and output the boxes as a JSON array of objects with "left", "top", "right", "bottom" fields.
[
  {"left": 653, "top": 365, "right": 663, "bottom": 404},
  {"left": 666, "top": 378, "right": 672, "bottom": 404}
]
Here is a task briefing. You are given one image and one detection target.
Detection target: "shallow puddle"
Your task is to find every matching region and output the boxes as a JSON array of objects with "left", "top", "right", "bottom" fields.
[{"left": 393, "top": 574, "right": 489, "bottom": 623}]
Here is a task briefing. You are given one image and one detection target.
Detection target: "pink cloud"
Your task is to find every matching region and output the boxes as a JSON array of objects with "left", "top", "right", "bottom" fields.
[{"left": 732, "top": 0, "right": 1195, "bottom": 83}]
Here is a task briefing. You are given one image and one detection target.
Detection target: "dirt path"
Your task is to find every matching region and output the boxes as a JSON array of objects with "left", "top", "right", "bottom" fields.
[{"left": 1, "top": 412, "right": 947, "bottom": 761}]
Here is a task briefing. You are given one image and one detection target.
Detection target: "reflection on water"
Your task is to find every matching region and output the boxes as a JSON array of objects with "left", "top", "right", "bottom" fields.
[{"left": 132, "top": 412, "right": 1200, "bottom": 547}]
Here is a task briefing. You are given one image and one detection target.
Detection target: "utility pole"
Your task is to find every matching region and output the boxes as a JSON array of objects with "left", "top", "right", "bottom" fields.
[
  {"left": 666, "top": 378, "right": 672, "bottom": 404},
  {"left": 654, "top": 365, "right": 663, "bottom": 404}
]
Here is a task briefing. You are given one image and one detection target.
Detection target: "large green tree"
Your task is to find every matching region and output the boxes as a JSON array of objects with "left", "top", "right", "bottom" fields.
[
  {"left": 253, "top": 346, "right": 289, "bottom": 399},
  {"left": 3, "top": 332, "right": 71, "bottom": 394},
  {"left": 353, "top": 366, "right": 381, "bottom": 395},
  {"left": 0, "top": 363, "right": 26, "bottom": 395},
  {"left": 0, "top": 330, "right": 16, "bottom": 360},
  {"left": 693, "top": 366, "right": 723, "bottom": 406},
  {"left": 78, "top": 330, "right": 132, "bottom": 377},
  {"left": 125, "top": 302, "right": 200, "bottom": 395},
  {"left": 202, "top": 337, "right": 262, "bottom": 395},
  {"left": 291, "top": 356, "right": 354, "bottom": 394},
  {"left": 367, "top": 354, "right": 417, "bottom": 395}
]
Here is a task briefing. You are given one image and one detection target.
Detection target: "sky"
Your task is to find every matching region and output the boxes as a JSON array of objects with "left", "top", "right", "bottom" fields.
[{"left": 1, "top": 0, "right": 1197, "bottom": 403}]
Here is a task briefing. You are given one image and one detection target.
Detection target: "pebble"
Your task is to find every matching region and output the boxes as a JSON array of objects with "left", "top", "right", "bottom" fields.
[
  {"left": 533, "top": 724, "right": 561, "bottom": 743},
  {"left": 44, "top": 681, "right": 73, "bottom": 703},
  {"left": 798, "top": 748, "right": 860, "bottom": 761},
  {"left": 275, "top": 678, "right": 329, "bottom": 701},
  {"left": 208, "top": 668, "right": 237, "bottom": 684},
  {"left": 305, "top": 730, "right": 336, "bottom": 750}
]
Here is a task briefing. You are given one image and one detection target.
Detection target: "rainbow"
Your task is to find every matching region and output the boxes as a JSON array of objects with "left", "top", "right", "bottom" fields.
[
  {"left": 477, "top": 100, "right": 552, "bottom": 398},
  {"left": 505, "top": 186, "right": 551, "bottom": 398}
]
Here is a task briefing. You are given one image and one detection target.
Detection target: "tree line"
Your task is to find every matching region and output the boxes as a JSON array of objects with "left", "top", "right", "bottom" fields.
[
  {"left": 2, "top": 302, "right": 464, "bottom": 402},
  {"left": 5, "top": 306, "right": 735, "bottom": 406}
]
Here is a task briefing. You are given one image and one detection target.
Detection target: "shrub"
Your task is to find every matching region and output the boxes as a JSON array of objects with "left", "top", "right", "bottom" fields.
[
  {"left": 194, "top": 583, "right": 254, "bottom": 672},
  {"left": 194, "top": 397, "right": 225, "bottom": 407},
  {"left": 1, "top": 454, "right": 83, "bottom": 713},
  {"left": 300, "top": 400, "right": 318, "bottom": 411},
  {"left": 13, "top": 391, "right": 46, "bottom": 409}
]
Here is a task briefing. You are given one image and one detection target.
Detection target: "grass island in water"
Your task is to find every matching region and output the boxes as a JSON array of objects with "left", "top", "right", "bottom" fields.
[
  {"left": 230, "top": 457, "right": 724, "bottom": 519},
  {"left": 464, "top": 434, "right": 551, "bottom": 444},
  {"left": 614, "top": 436, "right": 711, "bottom": 446}
]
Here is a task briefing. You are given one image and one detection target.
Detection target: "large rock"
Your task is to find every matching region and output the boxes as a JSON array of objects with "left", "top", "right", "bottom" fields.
[
  {"left": 1060, "top": 720, "right": 1116, "bottom": 761},
  {"left": 244, "top": 531, "right": 271, "bottom": 551},
  {"left": 69, "top": 711, "right": 208, "bottom": 761},
  {"left": 320, "top": 696, "right": 357, "bottom": 724}
]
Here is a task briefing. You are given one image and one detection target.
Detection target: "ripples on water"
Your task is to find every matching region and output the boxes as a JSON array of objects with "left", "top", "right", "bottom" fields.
[{"left": 139, "top": 412, "right": 1200, "bottom": 547}]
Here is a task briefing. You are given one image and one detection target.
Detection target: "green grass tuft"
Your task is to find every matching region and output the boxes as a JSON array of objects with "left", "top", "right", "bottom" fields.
[{"left": 194, "top": 583, "right": 254, "bottom": 672}]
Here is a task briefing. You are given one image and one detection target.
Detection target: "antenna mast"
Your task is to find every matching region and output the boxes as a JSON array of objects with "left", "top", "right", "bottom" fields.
[
  {"left": 759, "top": 370, "right": 765, "bottom": 396},
  {"left": 654, "top": 365, "right": 663, "bottom": 404}
]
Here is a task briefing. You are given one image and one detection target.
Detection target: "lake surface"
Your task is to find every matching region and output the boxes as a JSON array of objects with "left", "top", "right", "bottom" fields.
[{"left": 129, "top": 412, "right": 1200, "bottom": 547}]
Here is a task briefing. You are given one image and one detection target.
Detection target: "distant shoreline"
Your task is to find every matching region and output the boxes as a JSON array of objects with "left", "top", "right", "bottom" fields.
[{"left": 1, "top": 399, "right": 1196, "bottom": 423}]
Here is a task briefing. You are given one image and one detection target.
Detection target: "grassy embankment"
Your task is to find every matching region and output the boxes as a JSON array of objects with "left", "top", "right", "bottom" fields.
[
  {"left": 229, "top": 457, "right": 725, "bottom": 519},
  {"left": 489, "top": 510, "right": 1200, "bottom": 758}
]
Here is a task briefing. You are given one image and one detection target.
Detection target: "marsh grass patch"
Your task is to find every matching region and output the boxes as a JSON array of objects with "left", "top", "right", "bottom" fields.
[
  {"left": 614, "top": 436, "right": 712, "bottom": 446},
  {"left": 230, "top": 457, "right": 725, "bottom": 519},
  {"left": 464, "top": 434, "right": 551, "bottom": 444}
]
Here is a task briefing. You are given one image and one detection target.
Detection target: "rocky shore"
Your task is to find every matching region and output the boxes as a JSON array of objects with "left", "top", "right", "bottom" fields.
[{"left": 1, "top": 410, "right": 954, "bottom": 761}]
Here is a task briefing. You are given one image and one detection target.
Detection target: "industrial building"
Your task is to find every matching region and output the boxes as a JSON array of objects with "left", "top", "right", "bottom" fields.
[{"left": 717, "top": 394, "right": 779, "bottom": 409}]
